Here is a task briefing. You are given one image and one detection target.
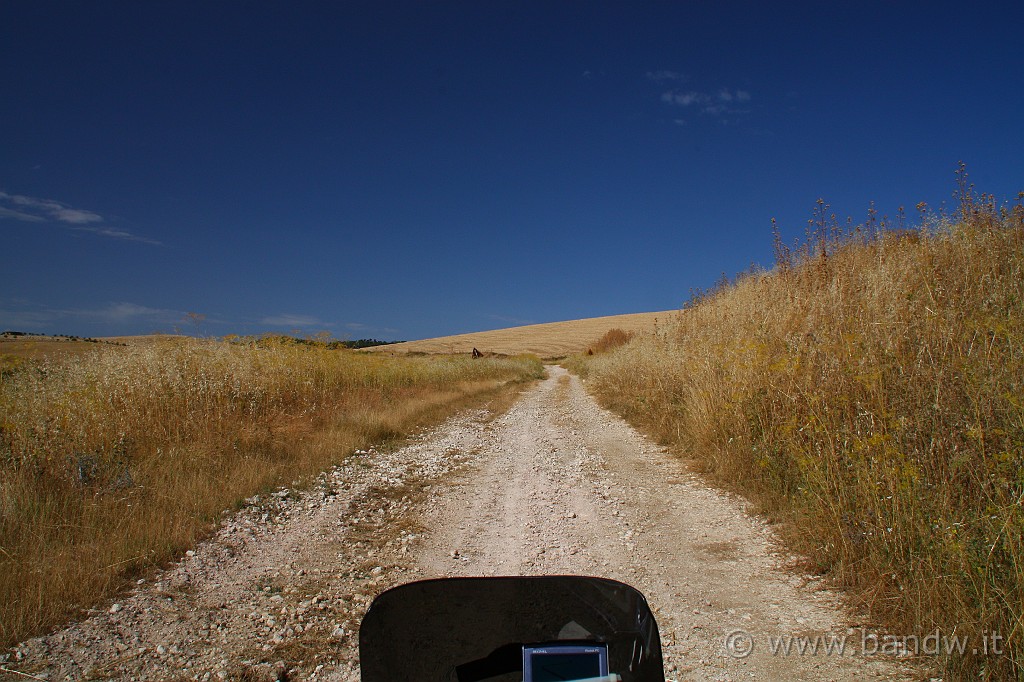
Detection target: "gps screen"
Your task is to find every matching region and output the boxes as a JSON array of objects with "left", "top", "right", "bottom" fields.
[{"left": 522, "top": 643, "right": 608, "bottom": 681}]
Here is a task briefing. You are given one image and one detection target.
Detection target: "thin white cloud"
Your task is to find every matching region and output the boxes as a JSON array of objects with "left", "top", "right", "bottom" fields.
[
  {"left": 53, "top": 207, "right": 103, "bottom": 224},
  {"left": 646, "top": 70, "right": 688, "bottom": 82},
  {"left": 255, "top": 317, "right": 402, "bottom": 337},
  {"left": 261, "top": 314, "right": 329, "bottom": 328},
  {"left": 73, "top": 225, "right": 163, "bottom": 246},
  {"left": 0, "top": 308, "right": 61, "bottom": 330},
  {"left": 1, "top": 192, "right": 102, "bottom": 224},
  {"left": 662, "top": 90, "right": 710, "bottom": 107},
  {"left": 89, "top": 302, "right": 171, "bottom": 321},
  {"left": 0, "top": 191, "right": 160, "bottom": 245},
  {"left": 0, "top": 206, "right": 45, "bottom": 222},
  {"left": 660, "top": 87, "right": 753, "bottom": 117},
  {"left": 0, "top": 301, "right": 181, "bottom": 331}
]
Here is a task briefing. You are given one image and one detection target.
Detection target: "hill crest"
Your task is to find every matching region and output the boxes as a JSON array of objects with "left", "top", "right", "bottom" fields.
[{"left": 362, "top": 310, "right": 677, "bottom": 358}]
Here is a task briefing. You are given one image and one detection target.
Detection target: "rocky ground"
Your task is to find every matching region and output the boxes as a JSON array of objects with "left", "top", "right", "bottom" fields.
[{"left": 3, "top": 367, "right": 921, "bottom": 681}]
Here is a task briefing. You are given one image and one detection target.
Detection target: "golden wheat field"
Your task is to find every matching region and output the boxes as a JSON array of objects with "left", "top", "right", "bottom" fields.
[
  {"left": 362, "top": 310, "right": 675, "bottom": 358},
  {"left": 0, "top": 337, "right": 543, "bottom": 647}
]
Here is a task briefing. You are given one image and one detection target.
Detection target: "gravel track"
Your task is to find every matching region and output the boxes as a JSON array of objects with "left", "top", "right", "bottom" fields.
[{"left": 4, "top": 367, "right": 917, "bottom": 681}]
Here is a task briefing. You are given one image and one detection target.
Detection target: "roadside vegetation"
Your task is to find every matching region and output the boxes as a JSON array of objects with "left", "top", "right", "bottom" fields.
[
  {"left": 585, "top": 328, "right": 635, "bottom": 355},
  {"left": 0, "top": 338, "right": 542, "bottom": 647},
  {"left": 569, "top": 167, "right": 1023, "bottom": 680}
]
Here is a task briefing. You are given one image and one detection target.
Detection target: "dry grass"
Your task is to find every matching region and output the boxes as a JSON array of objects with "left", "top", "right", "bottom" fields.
[
  {"left": 586, "top": 328, "right": 635, "bottom": 355},
  {"left": 0, "top": 338, "right": 542, "bottom": 647},
  {"left": 362, "top": 311, "right": 674, "bottom": 359},
  {"left": 571, "top": 172, "right": 1024, "bottom": 679},
  {"left": 0, "top": 337, "right": 119, "bottom": 366}
]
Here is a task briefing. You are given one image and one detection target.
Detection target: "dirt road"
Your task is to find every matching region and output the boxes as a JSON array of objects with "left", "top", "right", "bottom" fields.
[{"left": 5, "top": 367, "right": 915, "bottom": 681}]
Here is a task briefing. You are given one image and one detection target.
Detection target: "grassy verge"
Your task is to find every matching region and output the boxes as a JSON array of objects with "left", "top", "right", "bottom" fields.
[
  {"left": 0, "top": 338, "right": 542, "bottom": 647},
  {"left": 569, "top": 175, "right": 1023, "bottom": 679}
]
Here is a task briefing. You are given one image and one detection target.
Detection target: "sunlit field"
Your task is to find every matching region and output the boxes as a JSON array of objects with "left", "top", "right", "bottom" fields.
[
  {"left": 0, "top": 337, "right": 542, "bottom": 647},
  {"left": 362, "top": 310, "right": 670, "bottom": 359},
  {"left": 570, "top": 174, "right": 1024, "bottom": 679}
]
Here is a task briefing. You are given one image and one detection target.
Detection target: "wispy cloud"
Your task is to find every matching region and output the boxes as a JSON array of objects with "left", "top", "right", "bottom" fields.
[
  {"left": 88, "top": 302, "right": 173, "bottom": 321},
  {"left": 1, "top": 192, "right": 102, "bottom": 224},
  {"left": 646, "top": 70, "right": 688, "bottom": 83},
  {"left": 261, "top": 314, "right": 330, "bottom": 328},
  {"left": 0, "top": 191, "right": 161, "bottom": 245},
  {"left": 0, "top": 205, "right": 45, "bottom": 222},
  {"left": 255, "top": 316, "right": 399, "bottom": 338},
  {"left": 0, "top": 301, "right": 182, "bottom": 332},
  {"left": 716, "top": 88, "right": 751, "bottom": 103},
  {"left": 0, "top": 308, "right": 59, "bottom": 330},
  {"left": 659, "top": 86, "right": 752, "bottom": 119},
  {"left": 74, "top": 225, "right": 163, "bottom": 245}
]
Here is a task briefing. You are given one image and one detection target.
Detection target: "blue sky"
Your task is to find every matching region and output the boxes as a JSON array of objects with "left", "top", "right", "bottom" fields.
[{"left": 2, "top": 2, "right": 1022, "bottom": 340}]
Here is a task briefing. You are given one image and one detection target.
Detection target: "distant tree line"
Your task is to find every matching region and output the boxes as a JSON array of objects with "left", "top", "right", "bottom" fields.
[
  {"left": 336, "top": 338, "right": 399, "bottom": 349},
  {"left": 1, "top": 331, "right": 106, "bottom": 343},
  {"left": 226, "top": 334, "right": 401, "bottom": 350}
]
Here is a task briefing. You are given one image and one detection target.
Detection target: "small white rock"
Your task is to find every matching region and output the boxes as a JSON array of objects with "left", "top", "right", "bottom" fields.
[{"left": 109, "top": 603, "right": 123, "bottom": 614}]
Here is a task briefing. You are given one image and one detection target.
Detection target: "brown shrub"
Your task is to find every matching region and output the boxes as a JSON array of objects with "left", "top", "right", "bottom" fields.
[{"left": 589, "top": 328, "right": 635, "bottom": 355}]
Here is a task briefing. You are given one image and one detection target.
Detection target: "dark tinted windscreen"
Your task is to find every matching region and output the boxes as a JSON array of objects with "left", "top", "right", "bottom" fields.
[{"left": 359, "top": 576, "right": 664, "bottom": 681}]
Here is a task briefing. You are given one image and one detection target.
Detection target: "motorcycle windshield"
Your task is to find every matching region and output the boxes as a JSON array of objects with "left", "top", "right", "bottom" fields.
[{"left": 359, "top": 576, "right": 665, "bottom": 682}]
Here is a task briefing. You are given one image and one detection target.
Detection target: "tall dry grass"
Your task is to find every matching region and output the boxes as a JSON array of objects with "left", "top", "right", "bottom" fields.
[
  {"left": 0, "top": 338, "right": 542, "bottom": 647},
  {"left": 586, "top": 328, "right": 635, "bottom": 355},
  {"left": 572, "top": 173, "right": 1024, "bottom": 679}
]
